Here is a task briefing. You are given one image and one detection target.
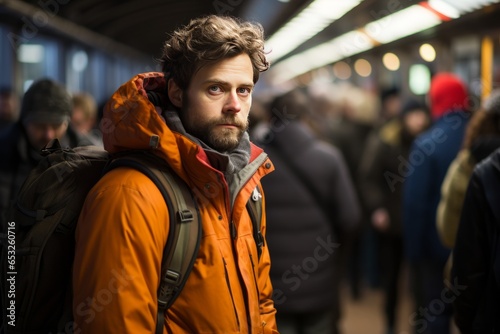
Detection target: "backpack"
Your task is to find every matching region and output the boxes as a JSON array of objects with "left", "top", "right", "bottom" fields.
[{"left": 0, "top": 138, "right": 263, "bottom": 334}]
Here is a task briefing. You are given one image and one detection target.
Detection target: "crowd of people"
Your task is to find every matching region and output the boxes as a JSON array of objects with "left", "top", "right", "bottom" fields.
[{"left": 1, "top": 13, "right": 499, "bottom": 334}]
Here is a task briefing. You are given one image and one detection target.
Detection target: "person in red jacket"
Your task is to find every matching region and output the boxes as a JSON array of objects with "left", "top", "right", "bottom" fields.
[{"left": 73, "top": 15, "right": 278, "bottom": 333}]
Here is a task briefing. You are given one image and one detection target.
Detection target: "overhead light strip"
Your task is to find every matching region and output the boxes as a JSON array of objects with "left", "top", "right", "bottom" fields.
[
  {"left": 430, "top": 0, "right": 500, "bottom": 16},
  {"left": 269, "top": 0, "right": 500, "bottom": 84},
  {"left": 364, "top": 5, "right": 441, "bottom": 44},
  {"left": 265, "top": 0, "right": 364, "bottom": 62}
]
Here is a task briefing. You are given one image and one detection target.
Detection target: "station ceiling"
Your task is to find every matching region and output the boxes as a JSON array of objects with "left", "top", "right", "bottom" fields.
[
  {"left": 2, "top": 0, "right": 500, "bottom": 72},
  {"left": 1, "top": 0, "right": 313, "bottom": 59}
]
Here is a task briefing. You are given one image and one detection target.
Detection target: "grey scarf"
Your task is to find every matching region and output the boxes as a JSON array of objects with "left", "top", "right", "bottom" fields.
[{"left": 163, "top": 110, "right": 251, "bottom": 184}]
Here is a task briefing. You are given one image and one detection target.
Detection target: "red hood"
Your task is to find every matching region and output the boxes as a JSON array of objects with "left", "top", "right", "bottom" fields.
[{"left": 429, "top": 73, "right": 469, "bottom": 119}]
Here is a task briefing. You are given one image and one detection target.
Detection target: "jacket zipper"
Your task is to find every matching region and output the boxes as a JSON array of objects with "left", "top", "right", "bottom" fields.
[{"left": 222, "top": 257, "right": 241, "bottom": 331}]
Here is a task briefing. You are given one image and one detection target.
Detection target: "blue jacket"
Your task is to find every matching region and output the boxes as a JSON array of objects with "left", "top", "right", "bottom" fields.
[{"left": 403, "top": 111, "right": 470, "bottom": 263}]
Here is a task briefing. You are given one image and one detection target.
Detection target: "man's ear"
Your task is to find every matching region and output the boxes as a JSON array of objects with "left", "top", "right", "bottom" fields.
[{"left": 167, "top": 78, "right": 183, "bottom": 108}]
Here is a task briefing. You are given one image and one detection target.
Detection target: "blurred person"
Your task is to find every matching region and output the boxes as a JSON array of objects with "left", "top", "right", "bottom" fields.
[
  {"left": 451, "top": 146, "right": 500, "bottom": 332},
  {"left": 437, "top": 89, "right": 500, "bottom": 279},
  {"left": 403, "top": 72, "right": 471, "bottom": 334},
  {"left": 359, "top": 98, "right": 431, "bottom": 334},
  {"left": 326, "top": 83, "right": 379, "bottom": 299},
  {"left": 255, "top": 88, "right": 361, "bottom": 334},
  {"left": 0, "top": 86, "right": 19, "bottom": 130},
  {"left": 71, "top": 92, "right": 102, "bottom": 146},
  {"left": 378, "top": 86, "right": 402, "bottom": 124},
  {"left": 0, "top": 78, "right": 93, "bottom": 222},
  {"left": 72, "top": 15, "right": 279, "bottom": 333},
  {"left": 248, "top": 95, "right": 270, "bottom": 139}
]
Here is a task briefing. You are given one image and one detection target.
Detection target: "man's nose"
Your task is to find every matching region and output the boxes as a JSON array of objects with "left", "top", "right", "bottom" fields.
[{"left": 223, "top": 91, "right": 242, "bottom": 114}]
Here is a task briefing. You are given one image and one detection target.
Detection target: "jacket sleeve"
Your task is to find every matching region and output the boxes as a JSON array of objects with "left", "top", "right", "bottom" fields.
[
  {"left": 436, "top": 151, "right": 471, "bottom": 249},
  {"left": 451, "top": 171, "right": 489, "bottom": 333},
  {"left": 358, "top": 135, "right": 387, "bottom": 213},
  {"left": 257, "top": 190, "right": 279, "bottom": 334},
  {"left": 73, "top": 169, "right": 169, "bottom": 334}
]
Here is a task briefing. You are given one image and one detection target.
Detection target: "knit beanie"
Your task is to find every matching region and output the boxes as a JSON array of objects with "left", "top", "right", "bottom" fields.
[
  {"left": 429, "top": 73, "right": 469, "bottom": 119},
  {"left": 400, "top": 98, "right": 427, "bottom": 117},
  {"left": 20, "top": 79, "right": 72, "bottom": 124}
]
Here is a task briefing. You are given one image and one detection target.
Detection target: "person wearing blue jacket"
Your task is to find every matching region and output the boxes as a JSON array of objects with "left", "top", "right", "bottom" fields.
[{"left": 403, "top": 72, "right": 470, "bottom": 334}]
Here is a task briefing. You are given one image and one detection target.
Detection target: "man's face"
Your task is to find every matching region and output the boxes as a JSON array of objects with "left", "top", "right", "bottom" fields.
[
  {"left": 0, "top": 94, "right": 18, "bottom": 122},
  {"left": 170, "top": 53, "right": 254, "bottom": 152},
  {"left": 403, "top": 110, "right": 430, "bottom": 137},
  {"left": 24, "top": 121, "right": 69, "bottom": 150},
  {"left": 71, "top": 106, "right": 92, "bottom": 134}
]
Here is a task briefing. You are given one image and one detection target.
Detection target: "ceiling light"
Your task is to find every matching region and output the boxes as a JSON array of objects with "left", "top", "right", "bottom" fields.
[
  {"left": 267, "top": 0, "right": 500, "bottom": 84},
  {"left": 382, "top": 52, "right": 400, "bottom": 71},
  {"left": 333, "top": 61, "right": 352, "bottom": 80},
  {"left": 354, "top": 59, "right": 372, "bottom": 77},
  {"left": 269, "top": 29, "right": 372, "bottom": 83},
  {"left": 266, "top": 0, "right": 364, "bottom": 62},
  {"left": 409, "top": 64, "right": 432, "bottom": 95},
  {"left": 364, "top": 5, "right": 441, "bottom": 44},
  {"left": 428, "top": 0, "right": 460, "bottom": 18},
  {"left": 429, "top": 0, "right": 500, "bottom": 17},
  {"left": 18, "top": 44, "right": 44, "bottom": 63},
  {"left": 419, "top": 43, "right": 437, "bottom": 62}
]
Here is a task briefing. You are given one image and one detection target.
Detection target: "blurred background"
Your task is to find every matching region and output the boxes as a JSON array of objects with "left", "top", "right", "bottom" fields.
[{"left": 1, "top": 0, "right": 499, "bottom": 103}]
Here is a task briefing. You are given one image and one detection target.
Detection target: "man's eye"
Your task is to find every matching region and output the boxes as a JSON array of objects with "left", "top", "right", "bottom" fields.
[
  {"left": 209, "top": 86, "right": 221, "bottom": 93},
  {"left": 238, "top": 87, "right": 251, "bottom": 95}
]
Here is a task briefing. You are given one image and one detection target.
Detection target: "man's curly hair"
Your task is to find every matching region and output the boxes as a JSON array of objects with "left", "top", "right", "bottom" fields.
[{"left": 160, "top": 15, "right": 269, "bottom": 90}]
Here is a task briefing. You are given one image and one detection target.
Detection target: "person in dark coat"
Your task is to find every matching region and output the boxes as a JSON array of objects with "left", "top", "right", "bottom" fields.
[
  {"left": 402, "top": 72, "right": 471, "bottom": 334},
  {"left": 254, "top": 88, "right": 361, "bottom": 334},
  {"left": 315, "top": 84, "right": 378, "bottom": 299},
  {"left": 452, "top": 147, "right": 500, "bottom": 333},
  {"left": 359, "top": 97, "right": 430, "bottom": 334},
  {"left": 0, "top": 78, "right": 93, "bottom": 222},
  {"left": 437, "top": 89, "right": 500, "bottom": 283}
]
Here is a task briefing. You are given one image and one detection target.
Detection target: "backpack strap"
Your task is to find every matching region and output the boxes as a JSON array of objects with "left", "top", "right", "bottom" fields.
[
  {"left": 105, "top": 152, "right": 201, "bottom": 334},
  {"left": 246, "top": 185, "right": 264, "bottom": 259}
]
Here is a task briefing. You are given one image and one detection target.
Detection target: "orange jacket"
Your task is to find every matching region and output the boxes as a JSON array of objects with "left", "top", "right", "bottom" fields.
[{"left": 72, "top": 72, "right": 278, "bottom": 333}]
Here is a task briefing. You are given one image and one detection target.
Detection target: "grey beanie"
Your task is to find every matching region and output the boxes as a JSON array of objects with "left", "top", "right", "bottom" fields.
[{"left": 20, "top": 79, "right": 72, "bottom": 124}]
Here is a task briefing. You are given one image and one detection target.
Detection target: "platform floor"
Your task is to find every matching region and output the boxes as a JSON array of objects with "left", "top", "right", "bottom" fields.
[{"left": 338, "top": 264, "right": 460, "bottom": 334}]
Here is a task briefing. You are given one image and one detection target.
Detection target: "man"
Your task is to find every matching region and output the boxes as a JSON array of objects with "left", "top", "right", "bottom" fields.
[
  {"left": 71, "top": 92, "right": 102, "bottom": 146},
  {"left": 254, "top": 88, "right": 360, "bottom": 334},
  {"left": 72, "top": 15, "right": 278, "bottom": 333},
  {"left": 0, "top": 78, "right": 93, "bottom": 222},
  {"left": 359, "top": 98, "right": 430, "bottom": 334},
  {"left": 403, "top": 73, "right": 470, "bottom": 334}
]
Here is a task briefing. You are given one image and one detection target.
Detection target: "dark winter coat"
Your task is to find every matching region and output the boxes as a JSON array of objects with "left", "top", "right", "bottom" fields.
[
  {"left": 0, "top": 122, "right": 93, "bottom": 222},
  {"left": 359, "top": 118, "right": 415, "bottom": 236},
  {"left": 452, "top": 147, "right": 500, "bottom": 333},
  {"left": 402, "top": 111, "right": 470, "bottom": 264},
  {"left": 258, "top": 120, "right": 361, "bottom": 313}
]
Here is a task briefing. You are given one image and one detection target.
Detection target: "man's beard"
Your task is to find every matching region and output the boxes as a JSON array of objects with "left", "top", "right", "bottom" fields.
[{"left": 184, "top": 115, "right": 249, "bottom": 152}]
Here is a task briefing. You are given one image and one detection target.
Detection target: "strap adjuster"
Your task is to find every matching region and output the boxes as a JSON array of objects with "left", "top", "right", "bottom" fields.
[{"left": 164, "top": 269, "right": 181, "bottom": 285}]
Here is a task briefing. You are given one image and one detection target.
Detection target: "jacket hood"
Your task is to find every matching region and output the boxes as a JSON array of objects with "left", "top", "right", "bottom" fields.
[
  {"left": 101, "top": 72, "right": 204, "bottom": 180},
  {"left": 429, "top": 73, "right": 469, "bottom": 119},
  {"left": 101, "top": 72, "right": 266, "bottom": 181}
]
